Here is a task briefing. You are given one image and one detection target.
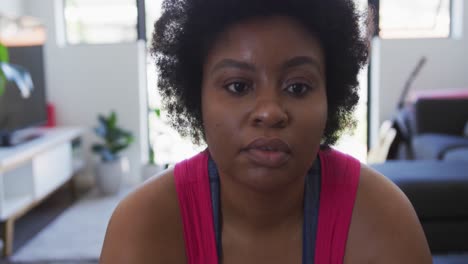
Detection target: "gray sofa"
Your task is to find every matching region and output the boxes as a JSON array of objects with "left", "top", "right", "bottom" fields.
[
  {"left": 372, "top": 94, "right": 468, "bottom": 255},
  {"left": 400, "top": 97, "right": 468, "bottom": 160},
  {"left": 371, "top": 161, "right": 468, "bottom": 253}
]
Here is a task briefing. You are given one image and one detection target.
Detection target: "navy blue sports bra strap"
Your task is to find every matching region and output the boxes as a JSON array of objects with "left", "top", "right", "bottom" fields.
[
  {"left": 303, "top": 158, "right": 321, "bottom": 264},
  {"left": 208, "top": 156, "right": 321, "bottom": 263},
  {"left": 208, "top": 158, "right": 222, "bottom": 258}
]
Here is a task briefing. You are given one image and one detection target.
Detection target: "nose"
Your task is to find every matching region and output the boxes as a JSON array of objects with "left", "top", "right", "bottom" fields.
[{"left": 249, "top": 98, "right": 289, "bottom": 129}]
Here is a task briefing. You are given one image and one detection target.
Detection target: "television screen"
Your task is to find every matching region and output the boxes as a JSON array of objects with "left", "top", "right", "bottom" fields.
[{"left": 0, "top": 45, "right": 48, "bottom": 134}]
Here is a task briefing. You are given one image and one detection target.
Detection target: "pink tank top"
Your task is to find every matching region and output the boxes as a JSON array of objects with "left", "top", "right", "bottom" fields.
[{"left": 174, "top": 149, "right": 361, "bottom": 263}]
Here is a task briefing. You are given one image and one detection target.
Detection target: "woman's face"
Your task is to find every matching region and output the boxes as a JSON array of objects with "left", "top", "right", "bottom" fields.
[{"left": 202, "top": 16, "right": 327, "bottom": 192}]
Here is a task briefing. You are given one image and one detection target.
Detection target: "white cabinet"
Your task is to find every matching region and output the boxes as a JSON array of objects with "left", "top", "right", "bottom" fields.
[
  {"left": 0, "top": 127, "right": 83, "bottom": 256},
  {"left": 33, "top": 142, "right": 72, "bottom": 200},
  {"left": 0, "top": 163, "right": 34, "bottom": 220}
]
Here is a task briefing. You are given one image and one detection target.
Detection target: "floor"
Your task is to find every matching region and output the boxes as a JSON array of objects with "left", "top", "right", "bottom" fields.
[{"left": 0, "top": 186, "right": 98, "bottom": 264}]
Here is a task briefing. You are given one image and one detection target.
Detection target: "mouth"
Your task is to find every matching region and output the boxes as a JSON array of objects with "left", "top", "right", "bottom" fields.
[{"left": 242, "top": 138, "right": 291, "bottom": 168}]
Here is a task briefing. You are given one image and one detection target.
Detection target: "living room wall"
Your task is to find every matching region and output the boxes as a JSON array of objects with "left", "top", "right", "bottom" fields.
[
  {"left": 17, "top": 0, "right": 149, "bottom": 186},
  {"left": 0, "top": 0, "right": 24, "bottom": 17},
  {"left": 369, "top": 0, "right": 468, "bottom": 147}
]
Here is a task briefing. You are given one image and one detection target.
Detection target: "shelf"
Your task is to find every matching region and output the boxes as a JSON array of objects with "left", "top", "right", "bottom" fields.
[
  {"left": 1, "top": 195, "right": 34, "bottom": 220},
  {"left": 0, "top": 127, "right": 83, "bottom": 173}
]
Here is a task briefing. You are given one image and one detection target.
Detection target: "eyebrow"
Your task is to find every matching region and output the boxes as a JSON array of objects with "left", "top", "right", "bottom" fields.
[
  {"left": 210, "top": 59, "right": 256, "bottom": 74},
  {"left": 281, "top": 56, "right": 323, "bottom": 74},
  {"left": 210, "top": 56, "right": 323, "bottom": 74}
]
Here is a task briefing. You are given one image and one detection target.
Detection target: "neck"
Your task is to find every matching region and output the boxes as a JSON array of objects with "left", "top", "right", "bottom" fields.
[{"left": 219, "top": 171, "right": 306, "bottom": 235}]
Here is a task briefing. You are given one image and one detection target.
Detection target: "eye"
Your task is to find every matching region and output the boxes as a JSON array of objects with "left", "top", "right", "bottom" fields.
[
  {"left": 224, "top": 81, "right": 250, "bottom": 95},
  {"left": 285, "top": 83, "right": 310, "bottom": 97}
]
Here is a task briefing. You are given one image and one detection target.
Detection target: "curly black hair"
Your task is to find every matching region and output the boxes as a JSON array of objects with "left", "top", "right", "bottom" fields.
[{"left": 150, "top": 0, "right": 370, "bottom": 146}]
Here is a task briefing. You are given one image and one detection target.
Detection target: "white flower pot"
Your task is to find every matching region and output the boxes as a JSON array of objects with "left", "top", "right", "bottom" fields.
[{"left": 95, "top": 156, "right": 129, "bottom": 195}]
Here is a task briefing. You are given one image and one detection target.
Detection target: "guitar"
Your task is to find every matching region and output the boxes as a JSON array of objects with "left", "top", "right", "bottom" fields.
[{"left": 368, "top": 56, "right": 427, "bottom": 163}]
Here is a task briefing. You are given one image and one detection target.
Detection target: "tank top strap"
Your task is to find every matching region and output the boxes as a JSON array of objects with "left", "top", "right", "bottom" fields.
[
  {"left": 174, "top": 151, "right": 218, "bottom": 264},
  {"left": 315, "top": 149, "right": 361, "bottom": 264}
]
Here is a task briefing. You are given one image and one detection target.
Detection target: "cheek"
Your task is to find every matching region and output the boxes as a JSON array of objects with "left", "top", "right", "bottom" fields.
[
  {"left": 315, "top": 100, "right": 328, "bottom": 130},
  {"left": 297, "top": 97, "right": 327, "bottom": 128},
  {"left": 291, "top": 97, "right": 328, "bottom": 150},
  {"left": 201, "top": 90, "right": 238, "bottom": 148}
]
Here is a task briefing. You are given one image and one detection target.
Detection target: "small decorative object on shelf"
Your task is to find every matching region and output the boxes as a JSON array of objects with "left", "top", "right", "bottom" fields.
[{"left": 91, "top": 111, "right": 134, "bottom": 195}]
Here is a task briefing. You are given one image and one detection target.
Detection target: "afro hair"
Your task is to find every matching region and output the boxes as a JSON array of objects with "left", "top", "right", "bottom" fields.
[{"left": 150, "top": 0, "right": 371, "bottom": 146}]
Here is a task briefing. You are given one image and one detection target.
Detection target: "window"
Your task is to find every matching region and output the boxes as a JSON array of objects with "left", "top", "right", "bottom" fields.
[
  {"left": 63, "top": 0, "right": 138, "bottom": 44},
  {"left": 379, "top": 0, "right": 451, "bottom": 38}
]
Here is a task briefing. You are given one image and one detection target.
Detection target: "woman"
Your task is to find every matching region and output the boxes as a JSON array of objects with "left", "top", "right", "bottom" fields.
[{"left": 100, "top": 0, "right": 432, "bottom": 263}]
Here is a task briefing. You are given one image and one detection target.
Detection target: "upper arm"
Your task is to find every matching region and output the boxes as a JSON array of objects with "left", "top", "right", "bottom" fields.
[
  {"left": 345, "top": 165, "right": 432, "bottom": 264},
  {"left": 99, "top": 170, "right": 186, "bottom": 264}
]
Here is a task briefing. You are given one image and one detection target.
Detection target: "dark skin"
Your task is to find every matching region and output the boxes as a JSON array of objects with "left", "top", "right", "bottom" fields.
[{"left": 100, "top": 16, "right": 432, "bottom": 263}]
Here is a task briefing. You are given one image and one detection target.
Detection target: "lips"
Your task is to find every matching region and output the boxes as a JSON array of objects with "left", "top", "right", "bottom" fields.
[{"left": 242, "top": 138, "right": 291, "bottom": 168}]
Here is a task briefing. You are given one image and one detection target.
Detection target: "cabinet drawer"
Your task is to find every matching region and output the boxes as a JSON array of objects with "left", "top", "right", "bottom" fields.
[{"left": 32, "top": 143, "right": 72, "bottom": 199}]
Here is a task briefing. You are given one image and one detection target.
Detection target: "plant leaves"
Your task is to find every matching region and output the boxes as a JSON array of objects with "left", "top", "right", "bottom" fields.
[
  {"left": 0, "top": 76, "right": 5, "bottom": 97},
  {"left": 94, "top": 126, "right": 106, "bottom": 138},
  {"left": 92, "top": 110, "right": 134, "bottom": 161},
  {"left": 0, "top": 62, "right": 34, "bottom": 98},
  {"left": 91, "top": 144, "right": 105, "bottom": 153},
  {"left": 110, "top": 144, "right": 128, "bottom": 155},
  {"left": 149, "top": 147, "right": 155, "bottom": 164},
  {"left": 0, "top": 44, "right": 9, "bottom": 96},
  {"left": 0, "top": 44, "right": 9, "bottom": 63},
  {"left": 109, "top": 111, "right": 117, "bottom": 129}
]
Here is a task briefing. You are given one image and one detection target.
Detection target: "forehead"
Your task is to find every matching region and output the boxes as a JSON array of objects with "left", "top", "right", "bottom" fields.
[{"left": 204, "top": 16, "right": 325, "bottom": 70}]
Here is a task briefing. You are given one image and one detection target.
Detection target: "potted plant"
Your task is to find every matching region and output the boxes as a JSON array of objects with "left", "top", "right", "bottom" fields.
[
  {"left": 0, "top": 43, "right": 34, "bottom": 98},
  {"left": 91, "top": 111, "right": 134, "bottom": 195}
]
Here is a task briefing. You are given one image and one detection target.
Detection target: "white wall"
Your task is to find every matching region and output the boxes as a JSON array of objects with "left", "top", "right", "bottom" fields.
[
  {"left": 370, "top": 0, "right": 468, "bottom": 147},
  {"left": 21, "top": 0, "right": 148, "bottom": 186},
  {"left": 0, "top": 0, "right": 24, "bottom": 17}
]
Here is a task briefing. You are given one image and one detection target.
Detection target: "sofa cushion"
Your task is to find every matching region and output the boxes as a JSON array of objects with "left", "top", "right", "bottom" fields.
[
  {"left": 444, "top": 148, "right": 468, "bottom": 161},
  {"left": 413, "top": 98, "right": 468, "bottom": 135},
  {"left": 371, "top": 160, "right": 468, "bottom": 220}
]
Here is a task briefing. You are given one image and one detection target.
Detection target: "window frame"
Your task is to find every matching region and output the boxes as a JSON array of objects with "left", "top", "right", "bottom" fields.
[
  {"left": 372, "top": 0, "right": 453, "bottom": 39},
  {"left": 62, "top": 0, "right": 146, "bottom": 45}
]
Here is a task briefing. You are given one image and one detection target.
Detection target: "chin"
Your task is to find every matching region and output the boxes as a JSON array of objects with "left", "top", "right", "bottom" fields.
[{"left": 236, "top": 165, "right": 306, "bottom": 193}]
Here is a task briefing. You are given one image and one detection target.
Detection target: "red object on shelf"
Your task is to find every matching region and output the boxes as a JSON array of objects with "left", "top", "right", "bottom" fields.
[{"left": 45, "top": 103, "right": 56, "bottom": 127}]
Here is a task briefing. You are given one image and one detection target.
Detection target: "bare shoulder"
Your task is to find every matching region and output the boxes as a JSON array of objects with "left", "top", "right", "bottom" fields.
[
  {"left": 344, "top": 164, "right": 432, "bottom": 264},
  {"left": 100, "top": 169, "right": 186, "bottom": 264}
]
